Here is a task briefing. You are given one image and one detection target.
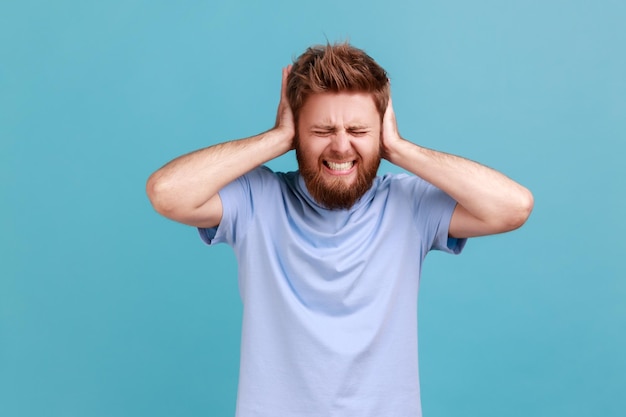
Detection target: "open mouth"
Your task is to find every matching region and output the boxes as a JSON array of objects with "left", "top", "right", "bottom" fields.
[{"left": 323, "top": 160, "right": 355, "bottom": 172}]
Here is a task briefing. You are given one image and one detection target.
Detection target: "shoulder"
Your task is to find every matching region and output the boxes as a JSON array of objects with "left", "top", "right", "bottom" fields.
[
  {"left": 237, "top": 165, "right": 294, "bottom": 189},
  {"left": 373, "top": 172, "right": 453, "bottom": 210},
  {"left": 226, "top": 166, "right": 304, "bottom": 207},
  {"left": 374, "top": 172, "right": 430, "bottom": 194}
]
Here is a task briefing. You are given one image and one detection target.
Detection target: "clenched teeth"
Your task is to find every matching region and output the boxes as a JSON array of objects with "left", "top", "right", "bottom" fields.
[{"left": 325, "top": 161, "right": 354, "bottom": 171}]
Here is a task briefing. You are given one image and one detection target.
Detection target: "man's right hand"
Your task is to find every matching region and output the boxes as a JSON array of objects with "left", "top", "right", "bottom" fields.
[
  {"left": 146, "top": 66, "right": 298, "bottom": 228},
  {"left": 274, "top": 65, "right": 296, "bottom": 147}
]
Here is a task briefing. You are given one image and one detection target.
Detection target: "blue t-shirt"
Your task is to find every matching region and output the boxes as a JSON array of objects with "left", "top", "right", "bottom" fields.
[{"left": 199, "top": 166, "right": 466, "bottom": 417}]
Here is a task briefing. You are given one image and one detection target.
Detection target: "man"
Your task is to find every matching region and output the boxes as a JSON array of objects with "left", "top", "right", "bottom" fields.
[{"left": 146, "top": 42, "right": 533, "bottom": 417}]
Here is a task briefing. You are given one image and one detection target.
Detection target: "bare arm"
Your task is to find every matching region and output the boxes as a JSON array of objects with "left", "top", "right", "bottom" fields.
[
  {"left": 381, "top": 99, "right": 534, "bottom": 238},
  {"left": 146, "top": 67, "right": 295, "bottom": 228}
]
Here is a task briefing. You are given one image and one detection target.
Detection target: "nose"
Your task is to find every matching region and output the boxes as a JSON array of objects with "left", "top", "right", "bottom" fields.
[{"left": 329, "top": 130, "right": 351, "bottom": 154}]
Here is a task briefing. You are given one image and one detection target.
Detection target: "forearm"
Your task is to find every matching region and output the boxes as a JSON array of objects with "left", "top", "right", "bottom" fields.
[
  {"left": 146, "top": 128, "right": 292, "bottom": 216},
  {"left": 386, "top": 138, "right": 533, "bottom": 233}
]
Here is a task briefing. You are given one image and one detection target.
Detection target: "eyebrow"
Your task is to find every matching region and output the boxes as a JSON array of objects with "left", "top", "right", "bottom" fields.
[{"left": 310, "top": 124, "right": 336, "bottom": 130}]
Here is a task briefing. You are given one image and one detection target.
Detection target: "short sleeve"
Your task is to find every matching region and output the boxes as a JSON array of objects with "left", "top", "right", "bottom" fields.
[
  {"left": 411, "top": 178, "right": 467, "bottom": 255},
  {"left": 198, "top": 225, "right": 220, "bottom": 245},
  {"left": 197, "top": 166, "right": 275, "bottom": 246}
]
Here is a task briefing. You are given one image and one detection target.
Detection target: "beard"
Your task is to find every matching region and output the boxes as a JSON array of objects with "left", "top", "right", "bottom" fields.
[{"left": 296, "top": 144, "right": 381, "bottom": 210}]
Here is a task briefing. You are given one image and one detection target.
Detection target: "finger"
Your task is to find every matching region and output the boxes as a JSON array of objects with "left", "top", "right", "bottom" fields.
[
  {"left": 280, "top": 66, "right": 290, "bottom": 100},
  {"left": 383, "top": 99, "right": 394, "bottom": 122},
  {"left": 282, "top": 65, "right": 292, "bottom": 85}
]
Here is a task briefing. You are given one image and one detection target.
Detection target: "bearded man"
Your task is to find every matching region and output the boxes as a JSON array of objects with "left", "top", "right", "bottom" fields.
[{"left": 146, "top": 42, "right": 533, "bottom": 417}]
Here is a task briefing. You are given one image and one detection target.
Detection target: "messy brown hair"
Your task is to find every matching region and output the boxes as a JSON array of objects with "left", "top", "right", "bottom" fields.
[{"left": 287, "top": 42, "right": 390, "bottom": 123}]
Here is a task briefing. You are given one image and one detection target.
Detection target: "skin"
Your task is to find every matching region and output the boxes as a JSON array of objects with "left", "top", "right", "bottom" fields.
[
  {"left": 146, "top": 66, "right": 295, "bottom": 229},
  {"left": 146, "top": 66, "right": 533, "bottom": 237},
  {"left": 296, "top": 92, "right": 382, "bottom": 209},
  {"left": 298, "top": 92, "right": 380, "bottom": 182},
  {"left": 380, "top": 100, "right": 534, "bottom": 237}
]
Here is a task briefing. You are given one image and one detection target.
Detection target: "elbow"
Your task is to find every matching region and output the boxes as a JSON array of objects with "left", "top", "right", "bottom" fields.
[
  {"left": 504, "top": 187, "right": 534, "bottom": 232},
  {"left": 146, "top": 173, "right": 176, "bottom": 217}
]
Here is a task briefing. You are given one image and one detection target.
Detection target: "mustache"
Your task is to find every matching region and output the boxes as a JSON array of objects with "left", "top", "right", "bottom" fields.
[
  {"left": 296, "top": 148, "right": 381, "bottom": 210},
  {"left": 322, "top": 153, "right": 358, "bottom": 163}
]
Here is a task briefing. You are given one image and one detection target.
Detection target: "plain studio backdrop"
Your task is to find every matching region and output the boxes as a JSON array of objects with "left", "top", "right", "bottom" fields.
[{"left": 1, "top": 1, "right": 624, "bottom": 416}]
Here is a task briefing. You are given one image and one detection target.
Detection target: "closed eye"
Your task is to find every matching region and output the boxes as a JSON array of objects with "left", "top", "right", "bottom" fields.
[{"left": 312, "top": 130, "right": 333, "bottom": 136}]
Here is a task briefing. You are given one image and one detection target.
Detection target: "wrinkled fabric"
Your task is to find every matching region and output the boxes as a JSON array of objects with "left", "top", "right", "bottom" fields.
[{"left": 199, "top": 166, "right": 465, "bottom": 417}]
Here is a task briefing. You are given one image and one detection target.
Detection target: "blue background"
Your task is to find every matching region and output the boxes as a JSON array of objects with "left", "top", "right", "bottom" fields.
[{"left": 2, "top": 0, "right": 624, "bottom": 416}]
